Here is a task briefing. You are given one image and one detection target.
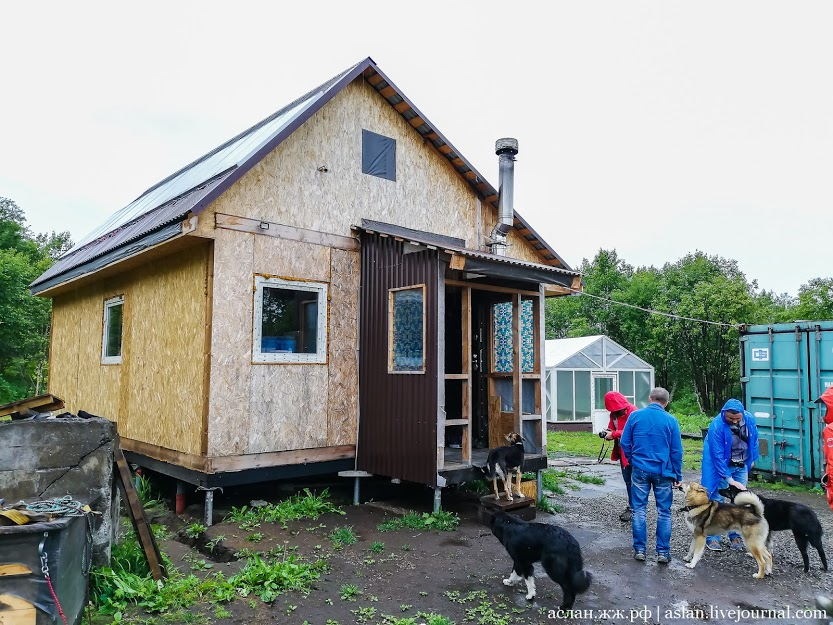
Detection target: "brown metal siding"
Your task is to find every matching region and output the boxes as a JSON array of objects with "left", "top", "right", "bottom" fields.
[{"left": 357, "top": 234, "right": 439, "bottom": 485}]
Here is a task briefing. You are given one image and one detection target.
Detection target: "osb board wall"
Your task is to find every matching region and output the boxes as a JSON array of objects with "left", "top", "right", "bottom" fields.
[
  {"left": 50, "top": 284, "right": 122, "bottom": 424},
  {"left": 48, "top": 245, "right": 210, "bottom": 456},
  {"left": 327, "top": 248, "right": 359, "bottom": 447},
  {"left": 207, "top": 230, "right": 360, "bottom": 456},
  {"left": 197, "top": 77, "right": 553, "bottom": 266}
]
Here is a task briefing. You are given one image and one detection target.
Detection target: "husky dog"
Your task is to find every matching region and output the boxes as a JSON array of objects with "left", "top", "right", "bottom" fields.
[{"left": 679, "top": 482, "right": 772, "bottom": 579}]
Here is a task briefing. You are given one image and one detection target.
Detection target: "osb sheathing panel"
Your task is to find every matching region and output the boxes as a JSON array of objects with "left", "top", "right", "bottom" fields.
[
  {"left": 327, "top": 249, "right": 359, "bottom": 446},
  {"left": 118, "top": 247, "right": 209, "bottom": 455},
  {"left": 207, "top": 228, "right": 254, "bottom": 456},
  {"left": 47, "top": 246, "right": 208, "bottom": 450},
  {"left": 252, "top": 235, "right": 331, "bottom": 282},
  {"left": 203, "top": 80, "right": 484, "bottom": 249},
  {"left": 248, "top": 365, "right": 329, "bottom": 453}
]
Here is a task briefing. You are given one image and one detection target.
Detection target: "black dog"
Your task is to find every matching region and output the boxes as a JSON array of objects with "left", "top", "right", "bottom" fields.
[
  {"left": 719, "top": 484, "right": 828, "bottom": 572},
  {"left": 489, "top": 510, "right": 592, "bottom": 608},
  {"left": 482, "top": 432, "right": 525, "bottom": 501}
]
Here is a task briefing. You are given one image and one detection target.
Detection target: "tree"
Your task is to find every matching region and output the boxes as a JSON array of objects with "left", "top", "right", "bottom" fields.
[
  {"left": 794, "top": 278, "right": 833, "bottom": 321},
  {"left": 0, "top": 197, "right": 72, "bottom": 402}
]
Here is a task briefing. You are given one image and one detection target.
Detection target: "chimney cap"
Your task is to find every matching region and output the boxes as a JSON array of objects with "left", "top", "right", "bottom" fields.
[{"left": 495, "top": 137, "right": 519, "bottom": 155}]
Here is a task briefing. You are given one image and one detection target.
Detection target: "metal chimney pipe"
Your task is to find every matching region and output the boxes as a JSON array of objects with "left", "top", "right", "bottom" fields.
[{"left": 490, "top": 137, "right": 519, "bottom": 255}]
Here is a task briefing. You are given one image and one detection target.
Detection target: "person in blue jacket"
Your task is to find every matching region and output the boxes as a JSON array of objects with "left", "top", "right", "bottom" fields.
[
  {"left": 701, "top": 398, "right": 759, "bottom": 551},
  {"left": 620, "top": 387, "right": 683, "bottom": 564}
]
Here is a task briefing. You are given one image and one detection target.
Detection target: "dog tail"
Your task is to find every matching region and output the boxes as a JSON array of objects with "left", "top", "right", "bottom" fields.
[
  {"left": 572, "top": 569, "right": 592, "bottom": 594},
  {"left": 734, "top": 491, "right": 765, "bottom": 517}
]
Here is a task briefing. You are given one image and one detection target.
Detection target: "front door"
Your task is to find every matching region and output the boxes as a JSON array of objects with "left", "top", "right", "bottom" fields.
[{"left": 591, "top": 374, "right": 617, "bottom": 434}]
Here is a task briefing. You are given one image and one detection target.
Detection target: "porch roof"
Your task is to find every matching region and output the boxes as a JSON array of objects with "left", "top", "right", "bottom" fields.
[{"left": 355, "top": 220, "right": 581, "bottom": 289}]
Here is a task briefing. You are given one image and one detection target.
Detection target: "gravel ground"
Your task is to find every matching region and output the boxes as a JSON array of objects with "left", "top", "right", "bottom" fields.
[{"left": 547, "top": 457, "right": 833, "bottom": 622}]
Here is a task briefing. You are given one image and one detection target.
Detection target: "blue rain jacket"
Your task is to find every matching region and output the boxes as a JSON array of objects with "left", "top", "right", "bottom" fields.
[
  {"left": 701, "top": 398, "right": 759, "bottom": 499},
  {"left": 620, "top": 402, "right": 683, "bottom": 481}
]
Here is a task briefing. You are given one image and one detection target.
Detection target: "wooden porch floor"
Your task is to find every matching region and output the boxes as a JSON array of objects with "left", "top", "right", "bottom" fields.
[{"left": 439, "top": 447, "right": 547, "bottom": 485}]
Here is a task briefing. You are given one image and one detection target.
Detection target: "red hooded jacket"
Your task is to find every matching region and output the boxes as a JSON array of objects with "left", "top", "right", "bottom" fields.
[
  {"left": 604, "top": 391, "right": 637, "bottom": 468},
  {"left": 820, "top": 387, "right": 833, "bottom": 512}
]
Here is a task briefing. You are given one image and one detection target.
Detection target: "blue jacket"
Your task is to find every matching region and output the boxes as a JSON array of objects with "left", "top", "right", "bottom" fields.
[
  {"left": 620, "top": 402, "right": 683, "bottom": 481},
  {"left": 701, "top": 398, "right": 759, "bottom": 499}
]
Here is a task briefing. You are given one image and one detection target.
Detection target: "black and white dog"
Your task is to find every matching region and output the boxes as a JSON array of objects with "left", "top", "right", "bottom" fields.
[
  {"left": 719, "top": 484, "right": 828, "bottom": 572},
  {"left": 482, "top": 432, "right": 525, "bottom": 501},
  {"left": 489, "top": 511, "right": 592, "bottom": 608}
]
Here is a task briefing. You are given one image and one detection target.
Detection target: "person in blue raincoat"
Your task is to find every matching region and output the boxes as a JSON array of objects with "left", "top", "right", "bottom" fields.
[{"left": 701, "top": 398, "right": 759, "bottom": 551}]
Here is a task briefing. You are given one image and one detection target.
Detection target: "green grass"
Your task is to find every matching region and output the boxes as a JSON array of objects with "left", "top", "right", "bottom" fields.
[
  {"left": 329, "top": 526, "right": 358, "bottom": 549},
  {"left": 340, "top": 583, "right": 361, "bottom": 601},
  {"left": 225, "top": 488, "right": 344, "bottom": 528},
  {"left": 548, "top": 431, "right": 705, "bottom": 472},
  {"left": 91, "top": 527, "right": 327, "bottom": 616},
  {"left": 753, "top": 478, "right": 824, "bottom": 494},
  {"left": 673, "top": 412, "right": 712, "bottom": 435},
  {"left": 377, "top": 511, "right": 459, "bottom": 532}
]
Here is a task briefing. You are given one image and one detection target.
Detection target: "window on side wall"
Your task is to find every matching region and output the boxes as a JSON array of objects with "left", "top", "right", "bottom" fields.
[
  {"left": 253, "top": 276, "right": 328, "bottom": 364},
  {"left": 102, "top": 295, "right": 124, "bottom": 365},
  {"left": 388, "top": 285, "right": 425, "bottom": 373}
]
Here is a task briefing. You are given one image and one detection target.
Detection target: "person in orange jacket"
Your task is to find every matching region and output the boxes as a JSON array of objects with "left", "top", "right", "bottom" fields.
[
  {"left": 815, "top": 387, "right": 833, "bottom": 620},
  {"left": 603, "top": 391, "right": 638, "bottom": 522},
  {"left": 819, "top": 387, "right": 833, "bottom": 513}
]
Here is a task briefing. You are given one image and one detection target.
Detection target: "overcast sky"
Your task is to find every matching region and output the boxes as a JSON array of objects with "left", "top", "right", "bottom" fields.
[{"left": 2, "top": 1, "right": 830, "bottom": 296}]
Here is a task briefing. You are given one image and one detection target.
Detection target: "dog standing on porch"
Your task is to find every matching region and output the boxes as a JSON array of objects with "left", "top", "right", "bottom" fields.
[{"left": 482, "top": 432, "right": 525, "bottom": 501}]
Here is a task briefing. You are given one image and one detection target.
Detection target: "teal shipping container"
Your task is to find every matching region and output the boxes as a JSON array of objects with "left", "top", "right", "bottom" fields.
[{"left": 740, "top": 322, "right": 833, "bottom": 483}]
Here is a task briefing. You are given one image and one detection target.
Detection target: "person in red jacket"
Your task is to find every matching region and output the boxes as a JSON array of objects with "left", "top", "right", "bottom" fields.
[{"left": 603, "top": 391, "right": 638, "bottom": 522}]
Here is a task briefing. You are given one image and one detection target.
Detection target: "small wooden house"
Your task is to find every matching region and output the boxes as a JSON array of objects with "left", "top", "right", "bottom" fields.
[{"left": 32, "top": 58, "right": 580, "bottom": 516}]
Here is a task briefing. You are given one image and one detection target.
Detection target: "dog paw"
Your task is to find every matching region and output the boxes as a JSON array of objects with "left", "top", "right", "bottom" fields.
[
  {"left": 507, "top": 496, "right": 513, "bottom": 502},
  {"left": 525, "top": 593, "right": 535, "bottom": 601},
  {"left": 683, "top": 556, "right": 692, "bottom": 562},
  {"left": 503, "top": 578, "right": 513, "bottom": 586},
  {"left": 685, "top": 562, "right": 695, "bottom": 569}
]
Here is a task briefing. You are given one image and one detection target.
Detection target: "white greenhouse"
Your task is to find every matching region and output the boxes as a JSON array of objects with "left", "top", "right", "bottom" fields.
[{"left": 545, "top": 335, "right": 654, "bottom": 433}]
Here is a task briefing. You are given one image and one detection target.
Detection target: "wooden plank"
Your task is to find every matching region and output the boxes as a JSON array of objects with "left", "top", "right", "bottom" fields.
[
  {"left": 409, "top": 117, "right": 426, "bottom": 128},
  {"left": 444, "top": 419, "right": 470, "bottom": 426},
  {"left": 367, "top": 73, "right": 384, "bottom": 86},
  {"left": 0, "top": 564, "right": 31, "bottom": 577},
  {"left": 444, "top": 280, "right": 540, "bottom": 297},
  {"left": 444, "top": 373, "right": 469, "bottom": 380},
  {"left": 0, "top": 394, "right": 64, "bottom": 418},
  {"left": 379, "top": 85, "right": 396, "bottom": 98},
  {"left": 512, "top": 294, "right": 522, "bottom": 434},
  {"left": 0, "top": 594, "right": 36, "bottom": 625},
  {"left": 462, "top": 286, "right": 472, "bottom": 463},
  {"left": 544, "top": 284, "right": 572, "bottom": 296},
  {"left": 209, "top": 445, "right": 356, "bottom": 472},
  {"left": 394, "top": 101, "right": 411, "bottom": 113},
  {"left": 449, "top": 254, "right": 466, "bottom": 271},
  {"left": 215, "top": 213, "right": 360, "bottom": 252},
  {"left": 120, "top": 438, "right": 210, "bottom": 472},
  {"left": 114, "top": 446, "right": 166, "bottom": 581}
]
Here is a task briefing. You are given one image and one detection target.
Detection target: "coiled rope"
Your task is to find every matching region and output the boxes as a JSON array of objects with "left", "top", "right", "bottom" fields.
[{"left": 26, "top": 495, "right": 87, "bottom": 516}]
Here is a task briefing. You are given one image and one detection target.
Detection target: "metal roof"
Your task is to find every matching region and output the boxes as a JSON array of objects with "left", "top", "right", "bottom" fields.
[
  {"left": 34, "top": 57, "right": 574, "bottom": 292},
  {"left": 354, "top": 220, "right": 579, "bottom": 282},
  {"left": 545, "top": 335, "right": 654, "bottom": 370}
]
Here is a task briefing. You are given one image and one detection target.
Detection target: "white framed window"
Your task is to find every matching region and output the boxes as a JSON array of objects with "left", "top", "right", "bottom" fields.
[
  {"left": 388, "top": 285, "right": 426, "bottom": 374},
  {"left": 102, "top": 295, "right": 124, "bottom": 365},
  {"left": 253, "top": 276, "right": 328, "bottom": 364}
]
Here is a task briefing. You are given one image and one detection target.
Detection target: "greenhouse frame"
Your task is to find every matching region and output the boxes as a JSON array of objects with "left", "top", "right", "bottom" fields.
[{"left": 544, "top": 335, "right": 654, "bottom": 432}]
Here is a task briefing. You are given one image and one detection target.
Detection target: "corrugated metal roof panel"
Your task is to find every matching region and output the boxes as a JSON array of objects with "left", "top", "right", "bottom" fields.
[
  {"left": 354, "top": 221, "right": 579, "bottom": 278},
  {"left": 31, "top": 169, "right": 234, "bottom": 288}
]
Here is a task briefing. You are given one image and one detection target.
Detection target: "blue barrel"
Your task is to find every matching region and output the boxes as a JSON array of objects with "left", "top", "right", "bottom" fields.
[{"left": 740, "top": 321, "right": 833, "bottom": 483}]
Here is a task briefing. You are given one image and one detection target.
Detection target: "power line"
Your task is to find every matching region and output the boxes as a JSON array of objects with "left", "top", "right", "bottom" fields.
[{"left": 568, "top": 288, "right": 741, "bottom": 329}]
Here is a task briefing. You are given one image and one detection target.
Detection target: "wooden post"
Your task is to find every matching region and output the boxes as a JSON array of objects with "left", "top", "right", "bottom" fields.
[
  {"left": 462, "top": 286, "right": 472, "bottom": 463},
  {"left": 512, "top": 293, "right": 522, "bottom": 435}
]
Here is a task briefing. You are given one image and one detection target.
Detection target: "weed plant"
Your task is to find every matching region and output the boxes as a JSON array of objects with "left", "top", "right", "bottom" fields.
[
  {"left": 225, "top": 488, "right": 343, "bottom": 528},
  {"left": 377, "top": 510, "right": 459, "bottom": 532}
]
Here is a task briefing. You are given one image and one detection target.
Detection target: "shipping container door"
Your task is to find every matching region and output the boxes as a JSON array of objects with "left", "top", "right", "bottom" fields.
[
  {"left": 807, "top": 323, "right": 833, "bottom": 481},
  {"left": 742, "top": 325, "right": 810, "bottom": 481}
]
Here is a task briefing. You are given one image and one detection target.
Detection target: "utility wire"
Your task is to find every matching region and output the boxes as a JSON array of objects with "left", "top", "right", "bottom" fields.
[{"left": 567, "top": 288, "right": 741, "bottom": 329}]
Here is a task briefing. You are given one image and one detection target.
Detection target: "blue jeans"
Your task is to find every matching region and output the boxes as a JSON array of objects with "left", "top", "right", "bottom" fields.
[
  {"left": 621, "top": 463, "right": 633, "bottom": 507},
  {"left": 709, "top": 465, "right": 748, "bottom": 542},
  {"left": 631, "top": 466, "right": 674, "bottom": 555}
]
